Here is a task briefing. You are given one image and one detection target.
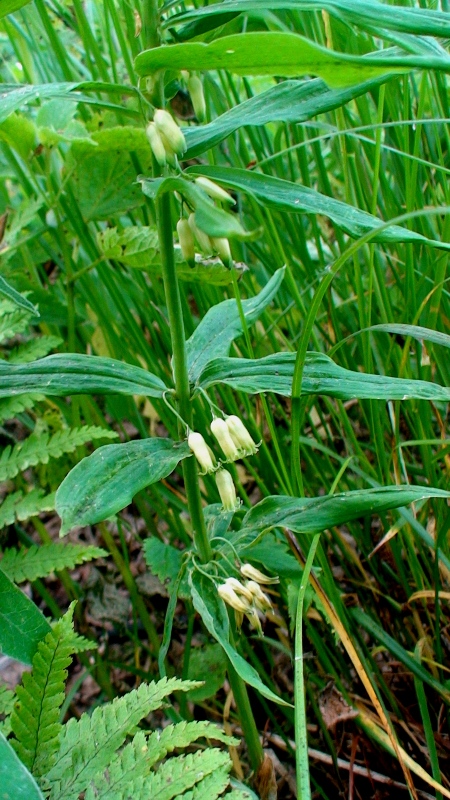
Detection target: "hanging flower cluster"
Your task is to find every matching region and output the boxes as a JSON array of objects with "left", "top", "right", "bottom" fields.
[
  {"left": 187, "top": 415, "right": 260, "bottom": 512},
  {"left": 218, "top": 564, "right": 279, "bottom": 635},
  {"left": 146, "top": 109, "right": 187, "bottom": 168},
  {"left": 178, "top": 177, "right": 235, "bottom": 270}
]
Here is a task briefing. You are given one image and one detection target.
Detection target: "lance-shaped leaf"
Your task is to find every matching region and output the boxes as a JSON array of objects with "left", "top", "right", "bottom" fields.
[
  {"left": 134, "top": 32, "right": 450, "bottom": 88},
  {"left": 240, "top": 486, "right": 450, "bottom": 536},
  {"left": 0, "top": 354, "right": 167, "bottom": 399},
  {"left": 168, "top": 0, "right": 450, "bottom": 40},
  {"left": 184, "top": 75, "right": 389, "bottom": 158},
  {"left": 187, "top": 166, "right": 450, "bottom": 250},
  {"left": 196, "top": 351, "right": 450, "bottom": 402},
  {"left": 186, "top": 268, "right": 284, "bottom": 382},
  {"left": 0, "top": 568, "right": 51, "bottom": 665},
  {"left": 189, "top": 570, "right": 290, "bottom": 706},
  {"left": 0, "top": 733, "right": 45, "bottom": 800},
  {"left": 0, "top": 277, "right": 39, "bottom": 315},
  {"left": 139, "top": 175, "right": 257, "bottom": 240},
  {"left": 56, "top": 439, "right": 191, "bottom": 535}
]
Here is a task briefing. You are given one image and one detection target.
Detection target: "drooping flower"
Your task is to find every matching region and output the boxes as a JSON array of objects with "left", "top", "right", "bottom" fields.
[
  {"left": 188, "top": 431, "right": 216, "bottom": 474},
  {"left": 226, "top": 416, "right": 259, "bottom": 456},
  {"left": 153, "top": 108, "right": 186, "bottom": 156},
  {"left": 195, "top": 176, "right": 235, "bottom": 205},
  {"left": 215, "top": 468, "right": 240, "bottom": 512},
  {"left": 211, "top": 418, "right": 240, "bottom": 461},
  {"left": 240, "top": 563, "right": 279, "bottom": 585}
]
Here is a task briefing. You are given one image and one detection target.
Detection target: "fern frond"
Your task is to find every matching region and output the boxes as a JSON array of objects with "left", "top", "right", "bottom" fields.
[
  {"left": 0, "top": 543, "right": 106, "bottom": 583},
  {"left": 47, "top": 678, "right": 200, "bottom": 800},
  {"left": 141, "top": 748, "right": 231, "bottom": 800},
  {"left": 0, "top": 393, "right": 44, "bottom": 424},
  {"left": 0, "top": 685, "right": 15, "bottom": 737},
  {"left": 10, "top": 604, "right": 78, "bottom": 777},
  {"left": 0, "top": 307, "right": 32, "bottom": 344},
  {"left": 85, "top": 721, "right": 235, "bottom": 800},
  {"left": 173, "top": 767, "right": 231, "bottom": 800},
  {"left": 8, "top": 336, "right": 62, "bottom": 364},
  {"left": 0, "top": 425, "right": 118, "bottom": 481},
  {"left": 0, "top": 489, "right": 55, "bottom": 530}
]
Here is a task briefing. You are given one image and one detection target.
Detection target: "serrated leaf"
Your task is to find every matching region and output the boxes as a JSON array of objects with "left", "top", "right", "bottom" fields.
[
  {"left": 0, "top": 307, "right": 33, "bottom": 344},
  {"left": 0, "top": 685, "right": 15, "bottom": 737},
  {"left": 96, "top": 226, "right": 159, "bottom": 267},
  {"left": 196, "top": 351, "right": 450, "bottom": 401},
  {"left": 56, "top": 438, "right": 191, "bottom": 535},
  {"left": 0, "top": 567, "right": 51, "bottom": 664},
  {"left": 0, "top": 354, "right": 167, "bottom": 399},
  {"left": 0, "top": 488, "right": 55, "bottom": 530},
  {"left": 1, "top": 543, "right": 106, "bottom": 583},
  {"left": 142, "top": 748, "right": 231, "bottom": 800},
  {"left": 187, "top": 166, "right": 449, "bottom": 250},
  {"left": 8, "top": 336, "right": 62, "bottom": 364},
  {"left": 0, "top": 732, "right": 44, "bottom": 800},
  {"left": 186, "top": 267, "right": 284, "bottom": 382},
  {"left": 173, "top": 766, "right": 231, "bottom": 800},
  {"left": 0, "top": 394, "right": 44, "bottom": 425},
  {"left": 144, "top": 538, "right": 189, "bottom": 598}
]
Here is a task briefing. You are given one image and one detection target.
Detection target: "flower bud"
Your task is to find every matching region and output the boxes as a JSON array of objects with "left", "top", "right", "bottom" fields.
[
  {"left": 195, "top": 176, "right": 235, "bottom": 206},
  {"left": 224, "top": 577, "right": 254, "bottom": 603},
  {"left": 218, "top": 582, "right": 250, "bottom": 613},
  {"left": 146, "top": 122, "right": 166, "bottom": 167},
  {"left": 226, "top": 416, "right": 258, "bottom": 456},
  {"left": 177, "top": 219, "right": 195, "bottom": 267},
  {"left": 188, "top": 213, "right": 213, "bottom": 255},
  {"left": 211, "top": 418, "right": 240, "bottom": 461},
  {"left": 153, "top": 109, "right": 186, "bottom": 156},
  {"left": 187, "top": 74, "right": 206, "bottom": 123},
  {"left": 215, "top": 469, "right": 239, "bottom": 512},
  {"left": 246, "top": 580, "right": 273, "bottom": 613},
  {"left": 188, "top": 431, "right": 216, "bottom": 474},
  {"left": 240, "top": 563, "right": 279, "bottom": 585},
  {"left": 211, "top": 237, "right": 233, "bottom": 269}
]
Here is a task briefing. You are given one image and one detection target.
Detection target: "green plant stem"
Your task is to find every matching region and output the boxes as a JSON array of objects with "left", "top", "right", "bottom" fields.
[
  {"left": 294, "top": 534, "right": 320, "bottom": 800},
  {"left": 156, "top": 192, "right": 212, "bottom": 563},
  {"left": 226, "top": 643, "right": 264, "bottom": 772}
]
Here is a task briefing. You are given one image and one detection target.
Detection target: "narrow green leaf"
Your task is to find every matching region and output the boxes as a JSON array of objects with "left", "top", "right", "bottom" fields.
[
  {"left": 0, "top": 277, "right": 38, "bottom": 315},
  {"left": 189, "top": 570, "right": 290, "bottom": 706},
  {"left": 187, "top": 166, "right": 449, "bottom": 250},
  {"left": 0, "top": 354, "right": 167, "bottom": 398},
  {"left": 0, "top": 568, "right": 51, "bottom": 665},
  {"left": 186, "top": 268, "right": 284, "bottom": 382},
  {"left": 241, "top": 486, "right": 450, "bottom": 536},
  {"left": 56, "top": 439, "right": 191, "bottom": 535},
  {"left": 197, "top": 351, "right": 450, "bottom": 402},
  {"left": 0, "top": 733, "right": 44, "bottom": 800},
  {"left": 135, "top": 32, "right": 450, "bottom": 87},
  {"left": 367, "top": 323, "right": 450, "bottom": 349}
]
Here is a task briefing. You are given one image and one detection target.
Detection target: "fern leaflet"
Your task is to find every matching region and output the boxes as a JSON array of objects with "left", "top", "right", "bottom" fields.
[
  {"left": 0, "top": 684, "right": 15, "bottom": 737},
  {"left": 0, "top": 425, "right": 118, "bottom": 481},
  {"left": 174, "top": 767, "right": 231, "bottom": 800},
  {"left": 10, "top": 604, "right": 78, "bottom": 777},
  {"left": 85, "top": 721, "right": 235, "bottom": 800},
  {"left": 1, "top": 542, "right": 106, "bottom": 583},
  {"left": 0, "top": 489, "right": 55, "bottom": 529},
  {"left": 140, "top": 748, "right": 231, "bottom": 800},
  {"left": 0, "top": 306, "right": 32, "bottom": 344},
  {"left": 0, "top": 393, "right": 44, "bottom": 424},
  {"left": 8, "top": 335, "right": 62, "bottom": 364},
  {"left": 47, "top": 678, "right": 200, "bottom": 800}
]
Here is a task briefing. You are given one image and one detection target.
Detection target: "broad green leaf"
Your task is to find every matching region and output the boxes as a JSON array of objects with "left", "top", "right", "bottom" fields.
[
  {"left": 0, "top": 733, "right": 45, "bottom": 800},
  {"left": 352, "top": 608, "right": 450, "bottom": 702},
  {"left": 72, "top": 150, "right": 147, "bottom": 222},
  {"left": 196, "top": 351, "right": 450, "bottom": 402},
  {"left": 139, "top": 175, "right": 257, "bottom": 240},
  {"left": 0, "top": 567, "right": 51, "bottom": 664},
  {"left": 0, "top": 354, "right": 167, "bottom": 398},
  {"left": 168, "top": 0, "right": 450, "bottom": 40},
  {"left": 56, "top": 439, "right": 191, "bottom": 535},
  {"left": 134, "top": 33, "right": 450, "bottom": 88},
  {"left": 0, "top": 0, "right": 32, "bottom": 19},
  {"left": 184, "top": 75, "right": 388, "bottom": 158},
  {"left": 187, "top": 166, "right": 450, "bottom": 250},
  {"left": 187, "top": 644, "right": 228, "bottom": 702},
  {"left": 240, "top": 486, "right": 450, "bottom": 536},
  {"left": 144, "top": 537, "right": 190, "bottom": 598},
  {"left": 189, "top": 570, "right": 290, "bottom": 705},
  {"left": 0, "top": 276, "right": 38, "bottom": 315},
  {"left": 186, "top": 268, "right": 284, "bottom": 382},
  {"left": 0, "top": 82, "right": 143, "bottom": 125}
]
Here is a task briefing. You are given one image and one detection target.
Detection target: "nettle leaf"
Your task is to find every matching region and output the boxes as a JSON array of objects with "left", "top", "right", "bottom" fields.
[
  {"left": 186, "top": 267, "right": 284, "bottom": 382},
  {"left": 168, "top": 0, "right": 450, "bottom": 40},
  {"left": 189, "top": 569, "right": 290, "bottom": 706},
  {"left": 0, "top": 567, "right": 51, "bottom": 664},
  {"left": 197, "top": 351, "right": 450, "bottom": 402},
  {"left": 135, "top": 32, "right": 450, "bottom": 87},
  {"left": 56, "top": 438, "right": 191, "bottom": 535},
  {"left": 240, "top": 486, "right": 450, "bottom": 536},
  {"left": 0, "top": 354, "right": 167, "bottom": 398},
  {"left": 187, "top": 166, "right": 450, "bottom": 250},
  {"left": 0, "top": 733, "right": 44, "bottom": 800},
  {"left": 1, "top": 543, "right": 106, "bottom": 583},
  {"left": 139, "top": 175, "right": 257, "bottom": 240}
]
